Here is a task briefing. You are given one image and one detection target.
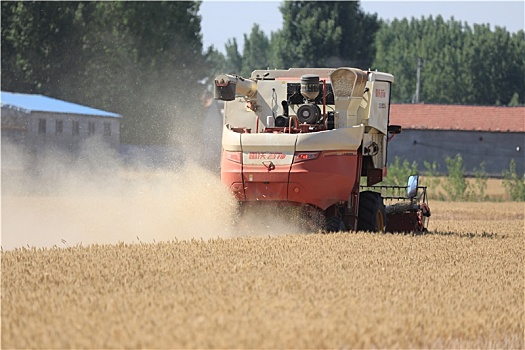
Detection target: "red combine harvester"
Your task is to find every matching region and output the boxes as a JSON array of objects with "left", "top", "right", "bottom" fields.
[{"left": 214, "top": 67, "right": 430, "bottom": 232}]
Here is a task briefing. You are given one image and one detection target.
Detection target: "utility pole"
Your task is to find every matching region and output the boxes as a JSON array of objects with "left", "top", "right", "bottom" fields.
[{"left": 414, "top": 57, "right": 423, "bottom": 104}]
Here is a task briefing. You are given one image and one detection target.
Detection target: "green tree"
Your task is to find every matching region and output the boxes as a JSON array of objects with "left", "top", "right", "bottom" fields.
[
  {"left": 241, "top": 24, "right": 271, "bottom": 77},
  {"left": 420, "top": 16, "right": 468, "bottom": 104},
  {"left": 503, "top": 159, "right": 525, "bottom": 201},
  {"left": 1, "top": 1, "right": 209, "bottom": 145},
  {"left": 372, "top": 17, "right": 416, "bottom": 102},
  {"left": 222, "top": 38, "right": 243, "bottom": 74},
  {"left": 373, "top": 17, "right": 525, "bottom": 105},
  {"left": 1, "top": 1, "right": 90, "bottom": 99},
  {"left": 102, "top": 1, "right": 208, "bottom": 145},
  {"left": 422, "top": 160, "right": 445, "bottom": 200},
  {"left": 276, "top": 1, "right": 379, "bottom": 69},
  {"left": 203, "top": 46, "right": 226, "bottom": 82},
  {"left": 382, "top": 156, "right": 418, "bottom": 186},
  {"left": 445, "top": 154, "right": 468, "bottom": 201},
  {"left": 510, "top": 30, "right": 525, "bottom": 105},
  {"left": 462, "top": 24, "right": 521, "bottom": 105},
  {"left": 471, "top": 161, "right": 488, "bottom": 201}
]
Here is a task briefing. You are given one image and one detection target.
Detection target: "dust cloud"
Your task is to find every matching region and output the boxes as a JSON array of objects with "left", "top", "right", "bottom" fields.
[
  {"left": 1, "top": 134, "right": 307, "bottom": 251},
  {"left": 1, "top": 134, "right": 235, "bottom": 250}
]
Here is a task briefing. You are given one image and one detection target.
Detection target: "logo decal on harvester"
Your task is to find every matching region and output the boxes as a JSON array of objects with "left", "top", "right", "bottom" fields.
[
  {"left": 249, "top": 152, "right": 286, "bottom": 160},
  {"left": 375, "top": 89, "right": 386, "bottom": 98}
]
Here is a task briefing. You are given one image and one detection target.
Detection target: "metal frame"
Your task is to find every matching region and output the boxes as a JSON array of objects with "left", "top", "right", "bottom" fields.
[{"left": 360, "top": 184, "right": 430, "bottom": 232}]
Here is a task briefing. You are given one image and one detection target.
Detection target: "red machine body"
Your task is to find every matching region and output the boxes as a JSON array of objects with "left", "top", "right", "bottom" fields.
[{"left": 215, "top": 67, "right": 430, "bottom": 232}]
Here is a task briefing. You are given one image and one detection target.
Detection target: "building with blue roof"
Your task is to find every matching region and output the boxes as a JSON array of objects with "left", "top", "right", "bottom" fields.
[
  {"left": 1, "top": 91, "right": 121, "bottom": 118},
  {"left": 1, "top": 91, "right": 123, "bottom": 175}
]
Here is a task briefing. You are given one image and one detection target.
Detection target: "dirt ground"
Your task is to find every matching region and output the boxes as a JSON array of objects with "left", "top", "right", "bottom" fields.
[{"left": 2, "top": 200, "right": 523, "bottom": 348}]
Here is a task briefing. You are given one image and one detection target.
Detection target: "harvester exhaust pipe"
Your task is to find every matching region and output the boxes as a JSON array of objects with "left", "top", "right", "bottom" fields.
[
  {"left": 214, "top": 74, "right": 257, "bottom": 101},
  {"left": 329, "top": 68, "right": 367, "bottom": 127}
]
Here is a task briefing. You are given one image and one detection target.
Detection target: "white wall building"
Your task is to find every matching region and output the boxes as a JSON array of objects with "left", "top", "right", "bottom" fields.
[{"left": 1, "top": 91, "right": 122, "bottom": 183}]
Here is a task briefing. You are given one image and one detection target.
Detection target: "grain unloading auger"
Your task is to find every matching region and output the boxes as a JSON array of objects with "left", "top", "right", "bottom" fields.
[{"left": 215, "top": 67, "right": 430, "bottom": 233}]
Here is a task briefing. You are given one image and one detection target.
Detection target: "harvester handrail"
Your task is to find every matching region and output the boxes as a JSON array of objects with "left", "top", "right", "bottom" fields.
[{"left": 361, "top": 184, "right": 428, "bottom": 201}]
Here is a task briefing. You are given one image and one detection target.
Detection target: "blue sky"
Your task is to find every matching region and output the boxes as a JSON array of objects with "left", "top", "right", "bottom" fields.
[{"left": 200, "top": 1, "right": 525, "bottom": 53}]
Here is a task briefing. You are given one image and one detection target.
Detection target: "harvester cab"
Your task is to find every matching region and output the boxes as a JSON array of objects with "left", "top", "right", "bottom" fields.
[{"left": 215, "top": 67, "right": 428, "bottom": 233}]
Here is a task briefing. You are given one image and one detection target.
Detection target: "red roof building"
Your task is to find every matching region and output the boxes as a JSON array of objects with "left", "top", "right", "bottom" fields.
[
  {"left": 390, "top": 104, "right": 524, "bottom": 132},
  {"left": 386, "top": 104, "right": 524, "bottom": 176}
]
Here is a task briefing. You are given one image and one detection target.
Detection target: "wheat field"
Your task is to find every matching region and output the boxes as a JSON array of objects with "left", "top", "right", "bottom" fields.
[{"left": 2, "top": 201, "right": 523, "bottom": 348}]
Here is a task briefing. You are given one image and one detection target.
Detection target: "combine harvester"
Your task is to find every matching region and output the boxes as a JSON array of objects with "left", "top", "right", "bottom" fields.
[{"left": 214, "top": 67, "right": 430, "bottom": 233}]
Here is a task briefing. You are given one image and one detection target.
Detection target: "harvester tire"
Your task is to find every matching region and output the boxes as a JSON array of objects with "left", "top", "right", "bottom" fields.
[
  {"left": 325, "top": 216, "right": 346, "bottom": 233},
  {"left": 358, "top": 191, "right": 386, "bottom": 232}
]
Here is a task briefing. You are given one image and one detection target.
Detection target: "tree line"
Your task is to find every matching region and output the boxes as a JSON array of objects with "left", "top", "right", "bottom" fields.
[
  {"left": 372, "top": 16, "right": 524, "bottom": 105},
  {"left": 1, "top": 1, "right": 214, "bottom": 145},
  {"left": 2, "top": 1, "right": 523, "bottom": 145}
]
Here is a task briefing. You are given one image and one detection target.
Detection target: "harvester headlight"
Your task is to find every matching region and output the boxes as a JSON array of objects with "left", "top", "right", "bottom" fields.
[
  {"left": 224, "top": 151, "right": 242, "bottom": 163},
  {"left": 293, "top": 152, "right": 320, "bottom": 163}
]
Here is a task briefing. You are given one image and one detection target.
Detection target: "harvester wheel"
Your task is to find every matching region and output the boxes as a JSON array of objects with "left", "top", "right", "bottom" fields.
[
  {"left": 325, "top": 216, "right": 346, "bottom": 233},
  {"left": 357, "top": 191, "right": 386, "bottom": 232}
]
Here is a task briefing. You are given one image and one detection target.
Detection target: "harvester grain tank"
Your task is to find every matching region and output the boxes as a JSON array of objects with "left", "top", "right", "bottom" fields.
[{"left": 214, "top": 67, "right": 430, "bottom": 232}]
